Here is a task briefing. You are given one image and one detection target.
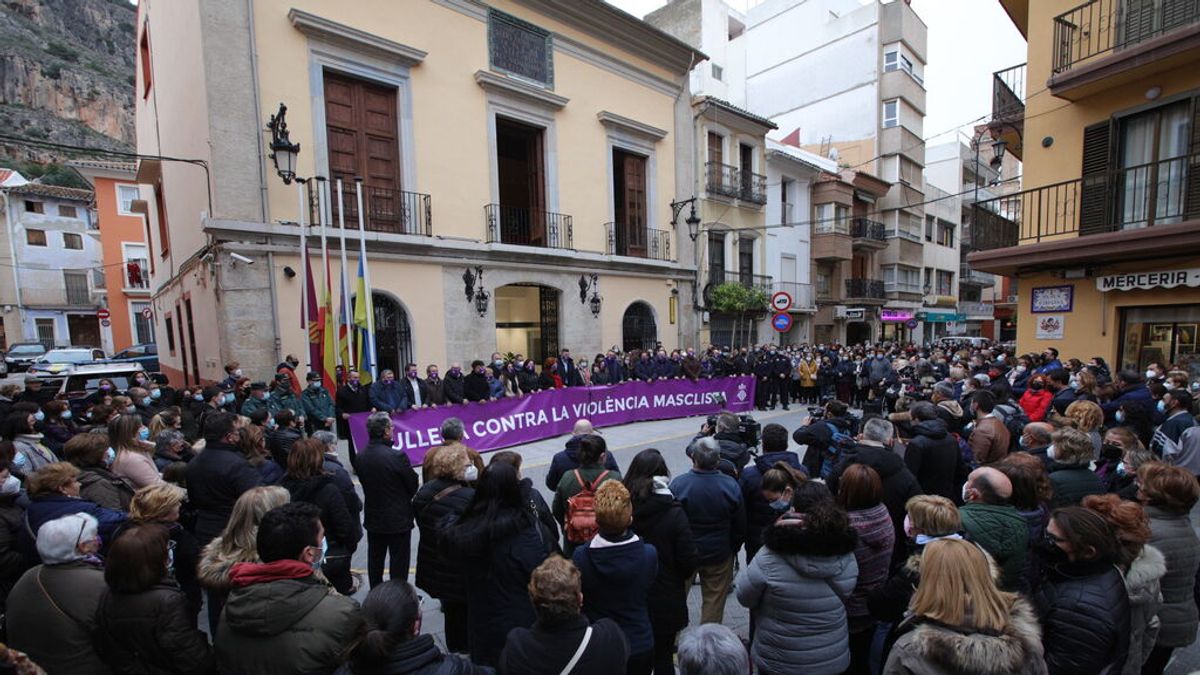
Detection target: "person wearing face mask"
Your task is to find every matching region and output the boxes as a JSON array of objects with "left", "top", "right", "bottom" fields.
[
  {"left": 214, "top": 502, "right": 362, "bottom": 674},
  {"left": 739, "top": 424, "right": 806, "bottom": 561},
  {"left": 1032, "top": 506, "right": 1130, "bottom": 675},
  {"left": 96, "top": 521, "right": 214, "bottom": 672},
  {"left": 280, "top": 439, "right": 361, "bottom": 596},
  {"left": 38, "top": 400, "right": 77, "bottom": 456},
  {"left": 125, "top": 385, "right": 155, "bottom": 426},
  {"left": 411, "top": 444, "right": 477, "bottom": 654},
  {"left": 300, "top": 371, "right": 337, "bottom": 434},
  {"left": 1018, "top": 374, "right": 1054, "bottom": 423},
  {"left": 1046, "top": 428, "right": 1104, "bottom": 508},
  {"left": 334, "top": 369, "right": 373, "bottom": 471},
  {"left": 621, "top": 448, "right": 698, "bottom": 675},
  {"left": 185, "top": 412, "right": 263, "bottom": 547},
  {"left": 1035, "top": 347, "right": 1063, "bottom": 375},
  {"left": 1007, "top": 358, "right": 1032, "bottom": 398},
  {"left": 1016, "top": 421, "right": 1055, "bottom": 467},
  {"left": 86, "top": 378, "right": 117, "bottom": 406},
  {"left": 274, "top": 355, "right": 302, "bottom": 396},
  {"left": 1101, "top": 370, "right": 1154, "bottom": 426},
  {"left": 108, "top": 413, "right": 162, "bottom": 490},
  {"left": 267, "top": 373, "right": 306, "bottom": 427},
  {"left": 838, "top": 464, "right": 896, "bottom": 673},
  {"left": 958, "top": 467, "right": 1028, "bottom": 592},
  {"left": 0, "top": 450, "right": 24, "bottom": 615},
  {"left": 1149, "top": 389, "right": 1195, "bottom": 458},
  {"left": 221, "top": 361, "right": 243, "bottom": 390},
  {"left": 443, "top": 362, "right": 467, "bottom": 404},
  {"left": 63, "top": 431, "right": 135, "bottom": 512},
  {"left": 423, "top": 364, "right": 446, "bottom": 405},
  {"left": 1144, "top": 361, "right": 1167, "bottom": 387},
  {"left": 463, "top": 360, "right": 492, "bottom": 402},
  {"left": 4, "top": 410, "right": 55, "bottom": 478},
  {"left": 556, "top": 348, "right": 583, "bottom": 387},
  {"left": 17, "top": 462, "right": 129, "bottom": 565}
]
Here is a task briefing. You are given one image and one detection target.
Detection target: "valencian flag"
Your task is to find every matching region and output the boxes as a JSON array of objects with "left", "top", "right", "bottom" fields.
[
  {"left": 353, "top": 256, "right": 375, "bottom": 384},
  {"left": 304, "top": 254, "right": 322, "bottom": 376},
  {"left": 320, "top": 257, "right": 338, "bottom": 391}
]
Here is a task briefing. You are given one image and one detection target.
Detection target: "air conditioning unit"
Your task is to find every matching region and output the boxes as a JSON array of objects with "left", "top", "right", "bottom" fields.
[{"left": 834, "top": 305, "right": 849, "bottom": 318}]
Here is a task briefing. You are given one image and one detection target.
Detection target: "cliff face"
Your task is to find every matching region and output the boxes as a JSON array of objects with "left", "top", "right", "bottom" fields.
[{"left": 0, "top": 0, "right": 135, "bottom": 161}]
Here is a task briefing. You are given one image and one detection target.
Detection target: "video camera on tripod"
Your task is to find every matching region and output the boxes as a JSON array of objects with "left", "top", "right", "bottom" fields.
[{"left": 704, "top": 412, "right": 761, "bottom": 448}]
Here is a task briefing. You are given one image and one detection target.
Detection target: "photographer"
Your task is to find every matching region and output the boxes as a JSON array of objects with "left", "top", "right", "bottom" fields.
[
  {"left": 792, "top": 399, "right": 857, "bottom": 479},
  {"left": 686, "top": 412, "right": 751, "bottom": 479}
]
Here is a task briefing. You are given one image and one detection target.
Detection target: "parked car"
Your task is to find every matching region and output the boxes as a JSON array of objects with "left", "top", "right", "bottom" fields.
[
  {"left": 28, "top": 347, "right": 107, "bottom": 376},
  {"left": 4, "top": 342, "right": 47, "bottom": 372},
  {"left": 110, "top": 343, "right": 159, "bottom": 373},
  {"left": 55, "top": 362, "right": 149, "bottom": 414}
]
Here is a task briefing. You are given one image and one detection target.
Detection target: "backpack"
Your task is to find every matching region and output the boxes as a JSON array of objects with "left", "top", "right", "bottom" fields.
[
  {"left": 819, "top": 422, "right": 856, "bottom": 479},
  {"left": 994, "top": 403, "right": 1030, "bottom": 453},
  {"left": 565, "top": 469, "right": 610, "bottom": 544}
]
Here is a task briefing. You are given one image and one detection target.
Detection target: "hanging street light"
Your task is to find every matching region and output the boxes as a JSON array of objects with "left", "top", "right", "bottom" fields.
[{"left": 267, "top": 102, "right": 301, "bottom": 185}]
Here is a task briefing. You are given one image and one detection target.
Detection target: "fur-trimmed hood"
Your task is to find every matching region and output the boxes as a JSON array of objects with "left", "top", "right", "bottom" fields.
[
  {"left": 197, "top": 537, "right": 258, "bottom": 591},
  {"left": 1124, "top": 544, "right": 1167, "bottom": 596},
  {"left": 763, "top": 513, "right": 858, "bottom": 578},
  {"left": 891, "top": 597, "right": 1046, "bottom": 675}
]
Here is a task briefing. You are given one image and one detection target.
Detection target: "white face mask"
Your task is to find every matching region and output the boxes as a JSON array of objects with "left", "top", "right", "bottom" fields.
[
  {"left": 1046, "top": 444, "right": 1057, "bottom": 461},
  {"left": 1146, "top": 369, "right": 1157, "bottom": 380},
  {"left": 961, "top": 483, "right": 972, "bottom": 503},
  {"left": 462, "top": 464, "right": 479, "bottom": 482},
  {"left": 0, "top": 474, "right": 20, "bottom": 496}
]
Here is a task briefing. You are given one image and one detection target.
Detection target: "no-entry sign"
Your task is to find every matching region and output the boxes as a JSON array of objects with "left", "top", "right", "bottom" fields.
[
  {"left": 96, "top": 309, "right": 110, "bottom": 320},
  {"left": 770, "top": 291, "right": 792, "bottom": 312}
]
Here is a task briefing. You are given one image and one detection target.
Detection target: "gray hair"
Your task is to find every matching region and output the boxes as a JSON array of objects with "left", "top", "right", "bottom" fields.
[
  {"left": 691, "top": 436, "right": 721, "bottom": 470},
  {"left": 716, "top": 412, "right": 739, "bottom": 433},
  {"left": 366, "top": 412, "right": 393, "bottom": 441},
  {"left": 1025, "top": 424, "right": 1053, "bottom": 445},
  {"left": 909, "top": 401, "right": 938, "bottom": 422},
  {"left": 862, "top": 417, "right": 894, "bottom": 444},
  {"left": 440, "top": 417, "right": 465, "bottom": 442},
  {"left": 312, "top": 430, "right": 337, "bottom": 448},
  {"left": 677, "top": 624, "right": 748, "bottom": 675},
  {"left": 38, "top": 512, "right": 98, "bottom": 565},
  {"left": 154, "top": 429, "right": 186, "bottom": 455},
  {"left": 933, "top": 381, "right": 956, "bottom": 400}
]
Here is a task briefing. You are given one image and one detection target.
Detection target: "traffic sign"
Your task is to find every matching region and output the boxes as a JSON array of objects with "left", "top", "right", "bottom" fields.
[
  {"left": 100, "top": 319, "right": 111, "bottom": 328},
  {"left": 771, "top": 312, "right": 793, "bottom": 333},
  {"left": 770, "top": 291, "right": 792, "bottom": 312},
  {"left": 97, "top": 309, "right": 110, "bottom": 320},
  {"left": 905, "top": 318, "right": 919, "bottom": 329},
  {"left": 141, "top": 307, "right": 153, "bottom": 320}
]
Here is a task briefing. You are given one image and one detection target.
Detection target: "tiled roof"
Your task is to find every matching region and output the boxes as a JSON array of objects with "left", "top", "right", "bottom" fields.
[
  {"left": 698, "top": 96, "right": 778, "bottom": 130},
  {"left": 67, "top": 159, "right": 137, "bottom": 173},
  {"left": 4, "top": 182, "right": 93, "bottom": 202}
]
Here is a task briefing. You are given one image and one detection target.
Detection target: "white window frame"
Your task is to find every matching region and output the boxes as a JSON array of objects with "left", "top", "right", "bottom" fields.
[
  {"left": 882, "top": 100, "right": 899, "bottom": 129},
  {"left": 116, "top": 184, "right": 140, "bottom": 215},
  {"left": 711, "top": 63, "right": 723, "bottom": 81},
  {"left": 884, "top": 50, "right": 898, "bottom": 72},
  {"left": 130, "top": 300, "right": 155, "bottom": 344},
  {"left": 122, "top": 242, "right": 150, "bottom": 289}
]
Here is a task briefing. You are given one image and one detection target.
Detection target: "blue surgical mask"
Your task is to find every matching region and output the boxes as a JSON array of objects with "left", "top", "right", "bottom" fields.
[
  {"left": 138, "top": 427, "right": 150, "bottom": 441},
  {"left": 103, "top": 447, "right": 116, "bottom": 467},
  {"left": 1157, "top": 400, "right": 1167, "bottom": 414},
  {"left": 141, "top": 397, "right": 152, "bottom": 407},
  {"left": 311, "top": 537, "right": 328, "bottom": 570},
  {"left": 150, "top": 389, "right": 161, "bottom": 400},
  {"left": 1116, "top": 461, "right": 1128, "bottom": 477},
  {"left": 61, "top": 410, "right": 72, "bottom": 419},
  {"left": 33, "top": 410, "right": 44, "bottom": 422},
  {"left": 769, "top": 498, "right": 791, "bottom": 514},
  {"left": 309, "top": 382, "right": 321, "bottom": 390},
  {"left": 1018, "top": 435, "right": 1027, "bottom": 449},
  {"left": 1115, "top": 409, "right": 1126, "bottom": 423},
  {"left": 193, "top": 393, "right": 204, "bottom": 402}
]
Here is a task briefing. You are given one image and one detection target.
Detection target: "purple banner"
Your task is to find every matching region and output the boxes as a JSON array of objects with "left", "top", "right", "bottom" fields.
[{"left": 348, "top": 376, "right": 757, "bottom": 465}]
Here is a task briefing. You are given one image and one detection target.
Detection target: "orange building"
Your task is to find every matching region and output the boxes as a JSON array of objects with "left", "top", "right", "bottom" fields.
[{"left": 71, "top": 161, "right": 155, "bottom": 354}]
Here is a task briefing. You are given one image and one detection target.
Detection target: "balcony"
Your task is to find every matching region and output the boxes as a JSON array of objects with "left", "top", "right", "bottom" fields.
[
  {"left": 705, "top": 162, "right": 768, "bottom": 205},
  {"left": 1050, "top": 0, "right": 1200, "bottom": 100},
  {"left": 773, "top": 282, "right": 817, "bottom": 312},
  {"left": 959, "top": 301, "right": 995, "bottom": 320},
  {"left": 485, "top": 204, "right": 573, "bottom": 250},
  {"left": 844, "top": 278, "right": 887, "bottom": 303},
  {"left": 959, "top": 262, "right": 996, "bottom": 287},
  {"left": 970, "top": 152, "right": 1199, "bottom": 251},
  {"left": 850, "top": 217, "right": 888, "bottom": 249},
  {"left": 337, "top": 184, "right": 432, "bottom": 236},
  {"left": 604, "top": 223, "right": 672, "bottom": 261},
  {"left": 990, "top": 63, "right": 1025, "bottom": 161},
  {"left": 885, "top": 281, "right": 924, "bottom": 297},
  {"left": 702, "top": 271, "right": 775, "bottom": 308}
]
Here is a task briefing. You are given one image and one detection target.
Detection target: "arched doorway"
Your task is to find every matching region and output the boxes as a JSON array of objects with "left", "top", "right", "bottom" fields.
[
  {"left": 495, "top": 284, "right": 559, "bottom": 365},
  {"left": 622, "top": 302, "right": 657, "bottom": 353},
  {"left": 846, "top": 320, "right": 872, "bottom": 345},
  {"left": 353, "top": 292, "right": 413, "bottom": 376}
]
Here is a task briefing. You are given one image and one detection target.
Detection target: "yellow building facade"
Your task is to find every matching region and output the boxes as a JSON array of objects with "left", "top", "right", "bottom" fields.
[
  {"left": 134, "top": 0, "right": 704, "bottom": 386},
  {"left": 970, "top": 0, "right": 1200, "bottom": 373}
]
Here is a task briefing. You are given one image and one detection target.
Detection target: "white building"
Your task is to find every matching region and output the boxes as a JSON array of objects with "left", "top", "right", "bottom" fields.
[{"left": 0, "top": 178, "right": 104, "bottom": 349}]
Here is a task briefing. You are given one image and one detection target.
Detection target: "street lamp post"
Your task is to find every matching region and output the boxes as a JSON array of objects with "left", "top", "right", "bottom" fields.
[{"left": 267, "top": 103, "right": 300, "bottom": 185}]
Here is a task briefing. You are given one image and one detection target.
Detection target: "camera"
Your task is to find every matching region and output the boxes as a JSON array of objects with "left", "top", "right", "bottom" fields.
[
  {"left": 807, "top": 406, "right": 825, "bottom": 420},
  {"left": 705, "top": 413, "right": 761, "bottom": 448}
]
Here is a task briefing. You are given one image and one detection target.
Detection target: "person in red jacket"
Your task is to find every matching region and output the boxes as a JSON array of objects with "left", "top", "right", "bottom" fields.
[{"left": 1018, "top": 374, "right": 1054, "bottom": 422}]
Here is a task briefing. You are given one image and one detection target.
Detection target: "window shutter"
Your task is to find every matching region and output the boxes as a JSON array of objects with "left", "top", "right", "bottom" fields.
[
  {"left": 1121, "top": 0, "right": 1157, "bottom": 47},
  {"left": 1187, "top": 94, "right": 1200, "bottom": 222},
  {"left": 1079, "top": 121, "right": 1113, "bottom": 234}
]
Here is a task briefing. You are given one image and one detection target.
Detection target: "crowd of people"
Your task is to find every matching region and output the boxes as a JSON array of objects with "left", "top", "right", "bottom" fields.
[{"left": 0, "top": 340, "right": 1199, "bottom": 674}]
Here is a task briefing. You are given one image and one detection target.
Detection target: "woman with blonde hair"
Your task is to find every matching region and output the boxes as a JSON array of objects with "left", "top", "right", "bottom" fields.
[
  {"left": 1061, "top": 399, "right": 1104, "bottom": 452},
  {"left": 109, "top": 413, "right": 161, "bottom": 489},
  {"left": 127, "top": 482, "right": 203, "bottom": 624},
  {"left": 883, "top": 538, "right": 1047, "bottom": 675},
  {"left": 1047, "top": 427, "right": 1103, "bottom": 507},
  {"left": 196, "top": 485, "right": 290, "bottom": 632}
]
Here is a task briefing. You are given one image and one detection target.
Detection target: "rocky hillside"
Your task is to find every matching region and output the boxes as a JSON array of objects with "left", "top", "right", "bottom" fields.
[{"left": 0, "top": 0, "right": 136, "bottom": 163}]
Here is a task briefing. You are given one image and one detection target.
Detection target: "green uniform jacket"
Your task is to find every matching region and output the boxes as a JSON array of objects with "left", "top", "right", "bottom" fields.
[
  {"left": 268, "top": 390, "right": 305, "bottom": 419},
  {"left": 301, "top": 387, "right": 336, "bottom": 422},
  {"left": 241, "top": 396, "right": 269, "bottom": 418}
]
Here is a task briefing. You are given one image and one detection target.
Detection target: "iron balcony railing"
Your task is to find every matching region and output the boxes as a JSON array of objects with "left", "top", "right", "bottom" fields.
[
  {"left": 971, "top": 152, "right": 1199, "bottom": 250},
  {"left": 705, "top": 161, "right": 768, "bottom": 204},
  {"left": 337, "top": 184, "right": 432, "bottom": 236},
  {"left": 484, "top": 204, "right": 573, "bottom": 250},
  {"left": 1052, "top": 0, "right": 1200, "bottom": 73},
  {"left": 959, "top": 301, "right": 995, "bottom": 317},
  {"left": 885, "top": 281, "right": 924, "bottom": 295},
  {"left": 850, "top": 217, "right": 887, "bottom": 241},
  {"left": 845, "top": 278, "right": 887, "bottom": 300},
  {"left": 959, "top": 262, "right": 995, "bottom": 286},
  {"left": 604, "top": 223, "right": 672, "bottom": 261},
  {"left": 773, "top": 282, "right": 816, "bottom": 310},
  {"left": 712, "top": 270, "right": 774, "bottom": 294},
  {"left": 992, "top": 62, "right": 1025, "bottom": 123}
]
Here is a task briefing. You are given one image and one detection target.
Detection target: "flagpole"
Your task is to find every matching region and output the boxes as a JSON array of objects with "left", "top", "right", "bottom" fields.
[
  {"left": 355, "top": 177, "right": 376, "bottom": 380},
  {"left": 336, "top": 178, "right": 355, "bottom": 369},
  {"left": 297, "top": 178, "right": 309, "bottom": 369}
]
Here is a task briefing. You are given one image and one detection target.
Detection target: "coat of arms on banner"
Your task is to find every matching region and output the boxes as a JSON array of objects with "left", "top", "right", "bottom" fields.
[{"left": 737, "top": 383, "right": 748, "bottom": 402}]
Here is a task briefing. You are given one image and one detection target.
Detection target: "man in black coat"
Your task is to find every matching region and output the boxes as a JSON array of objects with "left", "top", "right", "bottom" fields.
[
  {"left": 185, "top": 411, "right": 262, "bottom": 547},
  {"left": 544, "top": 419, "right": 621, "bottom": 490},
  {"left": 901, "top": 401, "right": 963, "bottom": 502},
  {"left": 334, "top": 370, "right": 372, "bottom": 470},
  {"left": 686, "top": 412, "right": 751, "bottom": 479},
  {"left": 443, "top": 364, "right": 467, "bottom": 404},
  {"left": 355, "top": 412, "right": 419, "bottom": 588},
  {"left": 1046, "top": 368, "right": 1078, "bottom": 416},
  {"left": 399, "top": 363, "right": 430, "bottom": 410},
  {"left": 266, "top": 409, "right": 304, "bottom": 468},
  {"left": 556, "top": 348, "right": 583, "bottom": 387},
  {"left": 753, "top": 349, "right": 774, "bottom": 410},
  {"left": 463, "top": 361, "right": 491, "bottom": 402}
]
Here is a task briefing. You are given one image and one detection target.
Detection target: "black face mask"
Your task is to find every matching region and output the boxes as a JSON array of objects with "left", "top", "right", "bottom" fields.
[
  {"left": 1029, "top": 381, "right": 1044, "bottom": 391},
  {"left": 1100, "top": 443, "right": 1123, "bottom": 461},
  {"left": 1033, "top": 535, "right": 1070, "bottom": 567}
]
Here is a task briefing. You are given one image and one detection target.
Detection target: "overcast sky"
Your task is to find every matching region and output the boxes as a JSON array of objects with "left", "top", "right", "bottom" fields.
[{"left": 606, "top": 0, "right": 1027, "bottom": 147}]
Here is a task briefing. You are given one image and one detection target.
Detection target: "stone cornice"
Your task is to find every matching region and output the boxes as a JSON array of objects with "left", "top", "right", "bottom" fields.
[
  {"left": 474, "top": 70, "right": 568, "bottom": 109},
  {"left": 596, "top": 111, "right": 667, "bottom": 142},
  {"left": 288, "top": 9, "right": 427, "bottom": 67}
]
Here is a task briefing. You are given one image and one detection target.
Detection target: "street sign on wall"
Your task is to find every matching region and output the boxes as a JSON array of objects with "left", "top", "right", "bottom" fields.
[{"left": 771, "top": 312, "right": 793, "bottom": 332}]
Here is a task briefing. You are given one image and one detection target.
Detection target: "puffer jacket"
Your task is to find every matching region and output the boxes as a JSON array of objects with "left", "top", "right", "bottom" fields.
[
  {"left": 883, "top": 597, "right": 1048, "bottom": 675},
  {"left": 215, "top": 561, "right": 362, "bottom": 674},
  {"left": 845, "top": 504, "right": 895, "bottom": 629},
  {"left": 902, "top": 419, "right": 961, "bottom": 502},
  {"left": 97, "top": 578, "right": 215, "bottom": 674},
  {"left": 78, "top": 466, "right": 136, "bottom": 512},
  {"left": 412, "top": 478, "right": 474, "bottom": 601},
  {"left": 1033, "top": 557, "right": 1130, "bottom": 675},
  {"left": 7, "top": 560, "right": 109, "bottom": 674},
  {"left": 960, "top": 503, "right": 1028, "bottom": 592},
  {"left": 629, "top": 486, "right": 698, "bottom": 637},
  {"left": 1145, "top": 505, "right": 1200, "bottom": 648},
  {"left": 735, "top": 513, "right": 859, "bottom": 675},
  {"left": 1121, "top": 544, "right": 1166, "bottom": 675},
  {"left": 1047, "top": 462, "right": 1103, "bottom": 507}
]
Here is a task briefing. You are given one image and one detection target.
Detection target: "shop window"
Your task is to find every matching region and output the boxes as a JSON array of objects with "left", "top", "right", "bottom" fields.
[{"left": 1119, "top": 304, "right": 1200, "bottom": 374}]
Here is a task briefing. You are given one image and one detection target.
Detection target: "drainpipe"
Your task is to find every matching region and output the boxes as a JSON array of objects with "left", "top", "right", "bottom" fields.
[{"left": 0, "top": 191, "right": 24, "bottom": 339}]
